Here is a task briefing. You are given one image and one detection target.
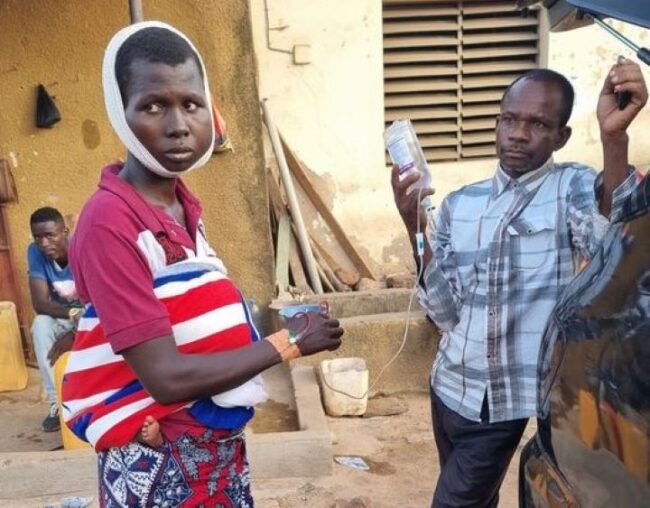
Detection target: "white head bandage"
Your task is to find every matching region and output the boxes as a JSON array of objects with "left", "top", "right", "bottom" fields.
[{"left": 102, "top": 21, "right": 215, "bottom": 178}]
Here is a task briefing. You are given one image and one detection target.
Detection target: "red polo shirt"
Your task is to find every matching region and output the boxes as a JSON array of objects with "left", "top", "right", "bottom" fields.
[{"left": 70, "top": 164, "right": 204, "bottom": 353}]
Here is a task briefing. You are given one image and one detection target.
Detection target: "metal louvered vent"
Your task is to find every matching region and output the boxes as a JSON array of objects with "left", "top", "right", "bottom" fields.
[{"left": 383, "top": 1, "right": 542, "bottom": 162}]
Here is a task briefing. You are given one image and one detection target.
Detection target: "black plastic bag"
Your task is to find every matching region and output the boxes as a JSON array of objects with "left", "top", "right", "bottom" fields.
[{"left": 36, "top": 84, "right": 61, "bottom": 128}]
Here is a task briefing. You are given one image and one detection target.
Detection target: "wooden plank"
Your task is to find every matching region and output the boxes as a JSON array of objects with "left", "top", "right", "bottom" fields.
[
  {"left": 418, "top": 134, "right": 458, "bottom": 148},
  {"left": 384, "top": 35, "right": 459, "bottom": 49},
  {"left": 385, "top": 92, "right": 458, "bottom": 108},
  {"left": 462, "top": 103, "right": 501, "bottom": 118},
  {"left": 267, "top": 166, "right": 287, "bottom": 220},
  {"left": 462, "top": 117, "right": 498, "bottom": 131},
  {"left": 311, "top": 236, "right": 360, "bottom": 288},
  {"left": 383, "top": 5, "right": 458, "bottom": 19},
  {"left": 384, "top": 63, "right": 458, "bottom": 79},
  {"left": 274, "top": 213, "right": 291, "bottom": 294},
  {"left": 461, "top": 131, "right": 496, "bottom": 145},
  {"left": 463, "top": 31, "right": 538, "bottom": 45},
  {"left": 462, "top": 145, "right": 497, "bottom": 158},
  {"left": 316, "top": 263, "right": 335, "bottom": 292},
  {"left": 311, "top": 236, "right": 343, "bottom": 274},
  {"left": 384, "top": 0, "right": 454, "bottom": 4},
  {"left": 310, "top": 239, "right": 351, "bottom": 293},
  {"left": 280, "top": 137, "right": 377, "bottom": 280},
  {"left": 462, "top": 60, "right": 536, "bottom": 75},
  {"left": 462, "top": 16, "right": 538, "bottom": 31},
  {"left": 263, "top": 100, "right": 324, "bottom": 294},
  {"left": 384, "top": 78, "right": 459, "bottom": 94},
  {"left": 0, "top": 204, "right": 32, "bottom": 360},
  {"left": 383, "top": 20, "right": 458, "bottom": 35},
  {"left": 411, "top": 119, "right": 459, "bottom": 134},
  {"left": 384, "top": 49, "right": 458, "bottom": 64},
  {"left": 462, "top": 2, "right": 523, "bottom": 15},
  {"left": 462, "top": 46, "right": 538, "bottom": 60},
  {"left": 386, "top": 106, "right": 458, "bottom": 122},
  {"left": 423, "top": 147, "right": 459, "bottom": 161},
  {"left": 334, "top": 268, "right": 362, "bottom": 288},
  {"left": 462, "top": 73, "right": 521, "bottom": 89},
  {"left": 288, "top": 232, "right": 312, "bottom": 294},
  {"left": 462, "top": 89, "right": 504, "bottom": 103}
]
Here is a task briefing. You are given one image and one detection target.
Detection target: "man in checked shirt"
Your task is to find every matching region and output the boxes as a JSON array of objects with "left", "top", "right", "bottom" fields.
[{"left": 391, "top": 58, "right": 647, "bottom": 508}]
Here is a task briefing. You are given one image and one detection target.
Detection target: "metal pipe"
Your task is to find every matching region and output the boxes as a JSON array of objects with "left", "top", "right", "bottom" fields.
[
  {"left": 592, "top": 16, "right": 639, "bottom": 53},
  {"left": 261, "top": 99, "right": 324, "bottom": 294},
  {"left": 129, "top": 0, "right": 144, "bottom": 24},
  {"left": 590, "top": 14, "right": 650, "bottom": 66}
]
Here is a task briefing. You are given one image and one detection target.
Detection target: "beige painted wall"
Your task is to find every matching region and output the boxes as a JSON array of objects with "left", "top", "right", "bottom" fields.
[
  {"left": 551, "top": 21, "right": 650, "bottom": 167},
  {"left": 250, "top": 0, "right": 399, "bottom": 275},
  {"left": 250, "top": 3, "right": 650, "bottom": 275},
  {"left": 0, "top": 0, "right": 274, "bottom": 335}
]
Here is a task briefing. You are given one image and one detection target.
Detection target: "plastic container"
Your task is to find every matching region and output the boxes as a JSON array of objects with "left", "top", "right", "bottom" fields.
[
  {"left": 384, "top": 119, "right": 432, "bottom": 195},
  {"left": 319, "top": 357, "right": 369, "bottom": 416},
  {"left": 0, "top": 301, "right": 28, "bottom": 392},
  {"left": 54, "top": 352, "right": 91, "bottom": 450},
  {"left": 278, "top": 303, "right": 324, "bottom": 319}
]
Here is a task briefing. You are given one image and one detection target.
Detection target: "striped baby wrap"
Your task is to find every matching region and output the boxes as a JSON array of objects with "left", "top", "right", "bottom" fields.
[{"left": 61, "top": 258, "right": 268, "bottom": 451}]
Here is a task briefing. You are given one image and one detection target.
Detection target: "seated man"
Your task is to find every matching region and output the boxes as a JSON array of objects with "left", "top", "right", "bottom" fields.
[{"left": 27, "top": 207, "right": 82, "bottom": 432}]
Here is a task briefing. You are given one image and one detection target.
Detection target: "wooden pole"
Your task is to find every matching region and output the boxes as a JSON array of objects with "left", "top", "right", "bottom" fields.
[
  {"left": 280, "top": 137, "right": 377, "bottom": 280},
  {"left": 261, "top": 99, "right": 323, "bottom": 293},
  {"left": 129, "top": 0, "right": 144, "bottom": 23}
]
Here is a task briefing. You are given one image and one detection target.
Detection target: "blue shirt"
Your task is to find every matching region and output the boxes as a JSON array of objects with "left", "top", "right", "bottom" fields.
[{"left": 27, "top": 242, "right": 79, "bottom": 307}]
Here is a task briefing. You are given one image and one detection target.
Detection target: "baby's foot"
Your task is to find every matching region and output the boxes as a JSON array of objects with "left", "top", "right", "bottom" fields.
[{"left": 140, "top": 415, "right": 164, "bottom": 447}]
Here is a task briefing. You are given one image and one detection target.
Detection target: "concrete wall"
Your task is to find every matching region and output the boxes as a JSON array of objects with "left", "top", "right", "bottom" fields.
[
  {"left": 249, "top": 0, "right": 399, "bottom": 275},
  {"left": 250, "top": 3, "right": 650, "bottom": 275},
  {"left": 0, "top": 0, "right": 274, "bottom": 332},
  {"left": 551, "top": 21, "right": 650, "bottom": 167}
]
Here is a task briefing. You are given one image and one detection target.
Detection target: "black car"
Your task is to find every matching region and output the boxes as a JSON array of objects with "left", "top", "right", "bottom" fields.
[
  {"left": 515, "top": 2, "right": 650, "bottom": 506},
  {"left": 519, "top": 173, "right": 650, "bottom": 507}
]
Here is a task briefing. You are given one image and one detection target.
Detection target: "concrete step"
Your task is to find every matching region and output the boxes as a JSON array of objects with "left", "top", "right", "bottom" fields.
[
  {"left": 294, "top": 311, "right": 439, "bottom": 394},
  {"left": 0, "top": 450, "right": 98, "bottom": 506},
  {"left": 299, "top": 288, "right": 414, "bottom": 318}
]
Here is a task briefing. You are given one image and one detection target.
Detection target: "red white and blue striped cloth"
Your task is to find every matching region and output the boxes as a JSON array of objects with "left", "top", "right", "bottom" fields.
[{"left": 61, "top": 259, "right": 267, "bottom": 451}]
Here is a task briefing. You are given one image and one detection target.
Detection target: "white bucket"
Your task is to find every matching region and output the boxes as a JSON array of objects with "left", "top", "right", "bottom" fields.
[{"left": 319, "top": 357, "right": 369, "bottom": 417}]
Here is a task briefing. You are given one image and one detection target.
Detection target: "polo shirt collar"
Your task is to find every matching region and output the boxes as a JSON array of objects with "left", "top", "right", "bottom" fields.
[
  {"left": 491, "top": 157, "right": 554, "bottom": 198},
  {"left": 98, "top": 164, "right": 203, "bottom": 248}
]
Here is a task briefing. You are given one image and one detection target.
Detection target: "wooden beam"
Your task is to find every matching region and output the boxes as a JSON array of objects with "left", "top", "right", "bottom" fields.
[
  {"left": 0, "top": 204, "right": 32, "bottom": 360},
  {"left": 280, "top": 136, "right": 377, "bottom": 280},
  {"left": 310, "top": 240, "right": 351, "bottom": 293},
  {"left": 288, "top": 232, "right": 312, "bottom": 294},
  {"left": 274, "top": 213, "right": 291, "bottom": 294},
  {"left": 266, "top": 165, "right": 287, "bottom": 221},
  {"left": 262, "top": 101, "right": 323, "bottom": 293},
  {"left": 315, "top": 263, "right": 335, "bottom": 292},
  {"left": 311, "top": 236, "right": 360, "bottom": 288}
]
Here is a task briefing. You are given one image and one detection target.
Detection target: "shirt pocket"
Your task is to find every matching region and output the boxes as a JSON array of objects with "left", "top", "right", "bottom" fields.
[{"left": 507, "top": 212, "right": 557, "bottom": 271}]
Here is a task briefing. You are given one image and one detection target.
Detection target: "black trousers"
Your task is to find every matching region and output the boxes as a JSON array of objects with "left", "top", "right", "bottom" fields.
[{"left": 430, "top": 389, "right": 528, "bottom": 508}]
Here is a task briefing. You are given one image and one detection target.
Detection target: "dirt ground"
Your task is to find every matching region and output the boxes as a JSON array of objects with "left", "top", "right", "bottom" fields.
[{"left": 0, "top": 368, "right": 535, "bottom": 507}]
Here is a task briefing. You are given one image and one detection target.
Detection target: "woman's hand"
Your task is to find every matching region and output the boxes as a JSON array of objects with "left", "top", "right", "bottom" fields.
[{"left": 286, "top": 312, "right": 343, "bottom": 356}]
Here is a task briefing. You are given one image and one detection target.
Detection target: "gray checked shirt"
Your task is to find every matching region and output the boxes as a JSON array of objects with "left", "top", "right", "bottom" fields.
[{"left": 419, "top": 159, "right": 639, "bottom": 422}]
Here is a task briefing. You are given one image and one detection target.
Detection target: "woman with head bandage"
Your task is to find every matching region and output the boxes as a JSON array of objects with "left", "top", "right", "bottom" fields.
[{"left": 62, "top": 21, "right": 343, "bottom": 506}]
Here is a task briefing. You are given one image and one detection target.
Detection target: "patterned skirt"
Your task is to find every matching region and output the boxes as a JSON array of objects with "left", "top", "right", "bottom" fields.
[{"left": 97, "top": 428, "right": 253, "bottom": 507}]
